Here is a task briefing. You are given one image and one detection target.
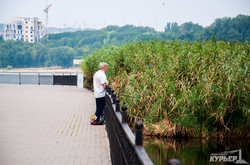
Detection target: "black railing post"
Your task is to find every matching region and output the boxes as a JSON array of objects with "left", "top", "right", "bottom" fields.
[
  {"left": 115, "top": 96, "right": 120, "bottom": 112},
  {"left": 112, "top": 93, "right": 116, "bottom": 104},
  {"left": 122, "top": 104, "right": 128, "bottom": 123},
  {"left": 108, "top": 86, "right": 111, "bottom": 95},
  {"left": 111, "top": 89, "right": 114, "bottom": 98},
  {"left": 135, "top": 121, "right": 143, "bottom": 146},
  {"left": 106, "top": 84, "right": 109, "bottom": 92}
]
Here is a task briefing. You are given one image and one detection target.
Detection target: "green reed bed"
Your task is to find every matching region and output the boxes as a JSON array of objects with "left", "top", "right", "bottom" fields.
[{"left": 82, "top": 40, "right": 249, "bottom": 138}]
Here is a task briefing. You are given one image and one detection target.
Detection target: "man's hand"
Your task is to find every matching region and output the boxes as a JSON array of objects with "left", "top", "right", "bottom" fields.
[{"left": 102, "top": 83, "right": 106, "bottom": 89}]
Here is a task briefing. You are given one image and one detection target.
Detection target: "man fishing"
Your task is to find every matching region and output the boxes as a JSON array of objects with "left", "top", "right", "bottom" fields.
[{"left": 91, "top": 62, "right": 108, "bottom": 125}]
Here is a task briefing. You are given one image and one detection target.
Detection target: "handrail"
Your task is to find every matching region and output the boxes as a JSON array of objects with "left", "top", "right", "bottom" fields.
[
  {"left": 104, "top": 85, "right": 153, "bottom": 165},
  {"left": 0, "top": 72, "right": 83, "bottom": 87}
]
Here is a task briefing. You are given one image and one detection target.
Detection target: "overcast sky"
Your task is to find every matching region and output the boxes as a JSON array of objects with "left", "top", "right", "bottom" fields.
[{"left": 0, "top": 0, "right": 249, "bottom": 31}]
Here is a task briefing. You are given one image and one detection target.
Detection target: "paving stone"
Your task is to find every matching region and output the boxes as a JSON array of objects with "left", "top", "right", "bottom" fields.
[{"left": 0, "top": 85, "right": 111, "bottom": 165}]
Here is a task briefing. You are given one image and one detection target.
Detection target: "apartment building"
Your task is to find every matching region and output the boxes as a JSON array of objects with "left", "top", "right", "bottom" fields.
[{"left": 3, "top": 17, "right": 44, "bottom": 43}]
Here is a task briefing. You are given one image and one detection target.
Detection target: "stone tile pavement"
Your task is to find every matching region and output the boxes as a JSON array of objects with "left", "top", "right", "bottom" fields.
[{"left": 0, "top": 85, "right": 111, "bottom": 165}]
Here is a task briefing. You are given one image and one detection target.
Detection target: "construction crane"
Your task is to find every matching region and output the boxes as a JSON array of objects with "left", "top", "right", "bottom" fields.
[{"left": 44, "top": 0, "right": 52, "bottom": 39}]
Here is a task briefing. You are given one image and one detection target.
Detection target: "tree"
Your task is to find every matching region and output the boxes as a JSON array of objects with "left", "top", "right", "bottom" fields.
[
  {"left": 29, "top": 43, "right": 48, "bottom": 67},
  {"left": 47, "top": 46, "right": 75, "bottom": 68},
  {"left": 204, "top": 15, "right": 250, "bottom": 42},
  {"left": 179, "top": 22, "right": 203, "bottom": 41},
  {"left": 164, "top": 22, "right": 179, "bottom": 33}
]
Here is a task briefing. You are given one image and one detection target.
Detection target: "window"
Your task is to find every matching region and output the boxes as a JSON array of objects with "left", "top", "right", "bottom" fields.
[
  {"left": 26, "top": 31, "right": 28, "bottom": 33},
  {"left": 26, "top": 26, "right": 28, "bottom": 29},
  {"left": 30, "top": 31, "right": 33, "bottom": 34},
  {"left": 31, "top": 26, "right": 33, "bottom": 30},
  {"left": 18, "top": 25, "right": 22, "bottom": 29},
  {"left": 26, "top": 22, "right": 28, "bottom": 24},
  {"left": 31, "top": 35, "right": 33, "bottom": 37},
  {"left": 31, "top": 39, "right": 33, "bottom": 42}
]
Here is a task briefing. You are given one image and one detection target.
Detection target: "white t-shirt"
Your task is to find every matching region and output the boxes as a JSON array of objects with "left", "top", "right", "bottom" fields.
[{"left": 93, "top": 70, "right": 108, "bottom": 98}]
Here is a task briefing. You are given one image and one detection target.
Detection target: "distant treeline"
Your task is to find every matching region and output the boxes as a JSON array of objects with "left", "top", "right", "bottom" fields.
[{"left": 0, "top": 14, "right": 249, "bottom": 68}]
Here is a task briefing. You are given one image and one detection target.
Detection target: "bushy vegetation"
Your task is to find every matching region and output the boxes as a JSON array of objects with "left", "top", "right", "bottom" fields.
[
  {"left": 0, "top": 25, "right": 156, "bottom": 68},
  {"left": 46, "top": 25, "right": 157, "bottom": 56},
  {"left": 0, "top": 14, "right": 249, "bottom": 69},
  {"left": 47, "top": 14, "right": 250, "bottom": 53},
  {"left": 163, "top": 14, "right": 250, "bottom": 42},
  {"left": 82, "top": 40, "right": 249, "bottom": 138},
  {"left": 0, "top": 40, "right": 75, "bottom": 68}
]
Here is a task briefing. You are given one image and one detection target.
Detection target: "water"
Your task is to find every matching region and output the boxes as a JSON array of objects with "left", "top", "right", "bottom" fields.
[{"left": 144, "top": 137, "right": 249, "bottom": 165}]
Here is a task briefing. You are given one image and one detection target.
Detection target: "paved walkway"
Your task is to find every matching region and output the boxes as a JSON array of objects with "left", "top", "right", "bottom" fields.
[{"left": 0, "top": 85, "right": 111, "bottom": 165}]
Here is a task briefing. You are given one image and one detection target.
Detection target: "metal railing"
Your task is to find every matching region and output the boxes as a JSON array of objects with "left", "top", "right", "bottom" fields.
[
  {"left": 105, "top": 86, "right": 153, "bottom": 165},
  {"left": 0, "top": 72, "right": 84, "bottom": 88}
]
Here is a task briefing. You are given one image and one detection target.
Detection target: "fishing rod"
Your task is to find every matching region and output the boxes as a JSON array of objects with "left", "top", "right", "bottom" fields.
[
  {"left": 116, "top": 93, "right": 145, "bottom": 101},
  {"left": 106, "top": 85, "right": 145, "bottom": 100}
]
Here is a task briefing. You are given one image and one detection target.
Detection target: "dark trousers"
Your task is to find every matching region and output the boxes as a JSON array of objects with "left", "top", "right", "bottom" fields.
[{"left": 95, "top": 97, "right": 105, "bottom": 122}]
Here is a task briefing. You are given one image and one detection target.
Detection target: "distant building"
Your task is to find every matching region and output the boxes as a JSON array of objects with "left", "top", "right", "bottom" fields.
[
  {"left": 73, "top": 59, "right": 83, "bottom": 68},
  {"left": 3, "top": 17, "right": 44, "bottom": 43}
]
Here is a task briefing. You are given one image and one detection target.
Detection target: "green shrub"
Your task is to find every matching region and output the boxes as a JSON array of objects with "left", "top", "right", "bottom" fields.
[{"left": 6, "top": 65, "right": 13, "bottom": 70}]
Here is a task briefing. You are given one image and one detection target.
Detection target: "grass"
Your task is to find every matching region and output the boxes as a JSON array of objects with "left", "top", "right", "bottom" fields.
[{"left": 82, "top": 40, "right": 249, "bottom": 138}]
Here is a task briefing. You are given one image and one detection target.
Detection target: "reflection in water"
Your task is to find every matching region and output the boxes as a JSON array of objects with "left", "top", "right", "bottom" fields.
[{"left": 144, "top": 136, "right": 249, "bottom": 165}]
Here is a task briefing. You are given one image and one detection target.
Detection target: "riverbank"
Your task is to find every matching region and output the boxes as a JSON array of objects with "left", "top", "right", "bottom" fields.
[{"left": 143, "top": 120, "right": 250, "bottom": 139}]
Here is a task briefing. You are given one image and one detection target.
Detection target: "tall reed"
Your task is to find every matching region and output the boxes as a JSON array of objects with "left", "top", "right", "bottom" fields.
[{"left": 82, "top": 40, "right": 249, "bottom": 138}]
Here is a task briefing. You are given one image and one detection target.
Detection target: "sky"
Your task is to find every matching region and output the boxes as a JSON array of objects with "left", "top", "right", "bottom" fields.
[{"left": 0, "top": 0, "right": 249, "bottom": 31}]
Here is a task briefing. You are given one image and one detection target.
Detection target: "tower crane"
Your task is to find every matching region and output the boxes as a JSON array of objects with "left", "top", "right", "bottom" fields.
[{"left": 44, "top": 0, "right": 52, "bottom": 39}]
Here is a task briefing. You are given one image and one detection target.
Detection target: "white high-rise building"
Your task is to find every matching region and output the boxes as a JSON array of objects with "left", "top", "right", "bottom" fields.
[{"left": 3, "top": 17, "right": 44, "bottom": 43}]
